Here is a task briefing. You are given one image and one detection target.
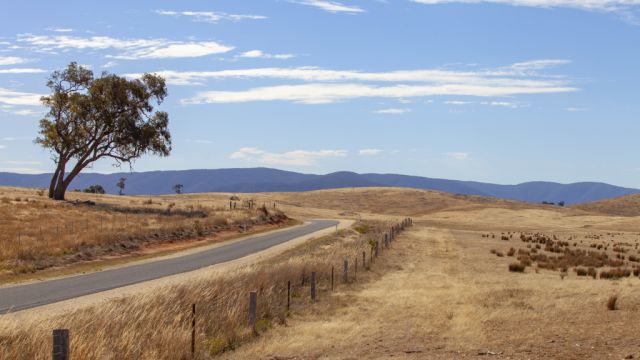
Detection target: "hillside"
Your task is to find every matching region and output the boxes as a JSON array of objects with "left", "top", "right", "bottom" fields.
[
  {"left": 573, "top": 194, "right": 640, "bottom": 216},
  {"left": 1, "top": 167, "right": 638, "bottom": 205}
]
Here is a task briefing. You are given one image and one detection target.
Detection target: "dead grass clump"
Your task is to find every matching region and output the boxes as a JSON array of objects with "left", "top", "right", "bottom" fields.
[
  {"left": 507, "top": 247, "right": 515, "bottom": 256},
  {"left": 509, "top": 263, "right": 526, "bottom": 272},
  {"left": 575, "top": 267, "right": 588, "bottom": 276}
]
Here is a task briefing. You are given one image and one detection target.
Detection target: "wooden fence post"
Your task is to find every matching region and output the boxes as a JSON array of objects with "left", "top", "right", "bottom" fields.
[
  {"left": 331, "top": 266, "right": 334, "bottom": 291},
  {"left": 287, "top": 280, "right": 291, "bottom": 311},
  {"left": 362, "top": 251, "right": 366, "bottom": 270},
  {"left": 343, "top": 260, "right": 348, "bottom": 283},
  {"left": 248, "top": 292, "right": 257, "bottom": 334},
  {"left": 311, "top": 271, "right": 317, "bottom": 301},
  {"left": 354, "top": 257, "right": 357, "bottom": 281},
  {"left": 191, "top": 303, "right": 196, "bottom": 357},
  {"left": 52, "top": 329, "right": 69, "bottom": 360}
]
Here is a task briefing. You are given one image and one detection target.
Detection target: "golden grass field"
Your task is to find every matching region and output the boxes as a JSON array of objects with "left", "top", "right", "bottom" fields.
[
  {"left": 0, "top": 186, "right": 291, "bottom": 281},
  {"left": 2, "top": 186, "right": 640, "bottom": 359}
]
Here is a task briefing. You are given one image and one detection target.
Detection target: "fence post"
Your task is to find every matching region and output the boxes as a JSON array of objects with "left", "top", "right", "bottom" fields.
[
  {"left": 331, "top": 266, "right": 334, "bottom": 291},
  {"left": 343, "top": 260, "right": 348, "bottom": 283},
  {"left": 354, "top": 257, "right": 357, "bottom": 281},
  {"left": 363, "top": 251, "right": 367, "bottom": 270},
  {"left": 191, "top": 303, "right": 196, "bottom": 357},
  {"left": 287, "top": 280, "right": 291, "bottom": 311},
  {"left": 248, "top": 291, "right": 257, "bottom": 335},
  {"left": 311, "top": 271, "right": 317, "bottom": 301},
  {"left": 52, "top": 329, "right": 69, "bottom": 360}
]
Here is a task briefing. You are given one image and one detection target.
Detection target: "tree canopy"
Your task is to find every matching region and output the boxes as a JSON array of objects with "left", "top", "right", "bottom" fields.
[{"left": 36, "top": 62, "right": 171, "bottom": 200}]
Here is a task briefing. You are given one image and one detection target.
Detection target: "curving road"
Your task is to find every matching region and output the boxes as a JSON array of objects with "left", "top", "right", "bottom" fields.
[{"left": 0, "top": 219, "right": 338, "bottom": 313}]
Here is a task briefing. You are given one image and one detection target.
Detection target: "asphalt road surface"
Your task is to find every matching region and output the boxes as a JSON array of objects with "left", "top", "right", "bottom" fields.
[{"left": 0, "top": 219, "right": 338, "bottom": 313}]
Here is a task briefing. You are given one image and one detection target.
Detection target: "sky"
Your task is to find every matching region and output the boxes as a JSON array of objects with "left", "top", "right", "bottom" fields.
[{"left": 0, "top": 0, "right": 639, "bottom": 187}]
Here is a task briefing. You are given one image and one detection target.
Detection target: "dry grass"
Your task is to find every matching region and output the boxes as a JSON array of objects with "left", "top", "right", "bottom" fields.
[
  {"left": 0, "top": 187, "right": 289, "bottom": 277},
  {"left": 0, "top": 219, "right": 401, "bottom": 359},
  {"left": 3, "top": 187, "right": 640, "bottom": 359}
]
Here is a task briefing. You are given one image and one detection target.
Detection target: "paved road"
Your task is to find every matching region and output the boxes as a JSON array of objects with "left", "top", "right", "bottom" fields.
[{"left": 0, "top": 219, "right": 338, "bottom": 313}]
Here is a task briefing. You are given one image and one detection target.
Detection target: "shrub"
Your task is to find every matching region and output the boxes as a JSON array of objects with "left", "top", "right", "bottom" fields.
[
  {"left": 507, "top": 247, "right": 515, "bottom": 257},
  {"left": 607, "top": 295, "right": 618, "bottom": 310},
  {"left": 576, "top": 267, "right": 588, "bottom": 276},
  {"left": 509, "top": 263, "right": 525, "bottom": 272}
]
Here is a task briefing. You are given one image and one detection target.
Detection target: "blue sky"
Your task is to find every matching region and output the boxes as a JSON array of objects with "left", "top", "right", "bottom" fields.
[{"left": 1, "top": 0, "right": 639, "bottom": 187}]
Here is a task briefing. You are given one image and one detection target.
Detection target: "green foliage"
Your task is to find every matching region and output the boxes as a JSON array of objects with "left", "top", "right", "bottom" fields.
[
  {"left": 83, "top": 184, "right": 105, "bottom": 194},
  {"left": 368, "top": 238, "right": 378, "bottom": 250},
  {"left": 36, "top": 62, "right": 171, "bottom": 200}
]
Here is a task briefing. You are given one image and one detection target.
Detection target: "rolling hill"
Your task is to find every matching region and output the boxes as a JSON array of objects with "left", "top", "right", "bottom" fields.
[{"left": 1, "top": 167, "right": 638, "bottom": 205}]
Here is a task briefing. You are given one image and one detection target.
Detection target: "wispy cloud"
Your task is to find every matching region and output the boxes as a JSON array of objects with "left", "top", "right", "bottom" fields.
[
  {"left": 47, "top": 27, "right": 74, "bottom": 32},
  {"left": 372, "top": 108, "right": 412, "bottom": 114},
  {"left": 410, "top": 0, "right": 640, "bottom": 22},
  {"left": 291, "top": 0, "right": 365, "bottom": 13},
  {"left": 230, "top": 147, "right": 347, "bottom": 166},
  {"left": 0, "top": 56, "right": 29, "bottom": 66},
  {"left": 130, "top": 60, "right": 570, "bottom": 86},
  {"left": 185, "top": 81, "right": 574, "bottom": 104},
  {"left": 445, "top": 152, "right": 470, "bottom": 160},
  {"left": 239, "top": 50, "right": 295, "bottom": 60},
  {"left": 565, "top": 107, "right": 589, "bottom": 112},
  {"left": 359, "top": 149, "right": 383, "bottom": 156},
  {"left": 0, "top": 88, "right": 43, "bottom": 106},
  {"left": 156, "top": 10, "right": 267, "bottom": 23},
  {"left": 0, "top": 68, "right": 46, "bottom": 74},
  {"left": 0, "top": 167, "right": 44, "bottom": 174},
  {"left": 186, "top": 139, "right": 214, "bottom": 144},
  {"left": 1, "top": 160, "right": 41, "bottom": 165},
  {"left": 0, "top": 145, "right": 6, "bottom": 150},
  {"left": 409, "top": 0, "right": 640, "bottom": 13},
  {"left": 17, "top": 34, "right": 234, "bottom": 60}
]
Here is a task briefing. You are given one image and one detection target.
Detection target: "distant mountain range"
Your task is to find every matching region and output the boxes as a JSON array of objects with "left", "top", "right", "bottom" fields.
[{"left": 1, "top": 167, "right": 638, "bottom": 205}]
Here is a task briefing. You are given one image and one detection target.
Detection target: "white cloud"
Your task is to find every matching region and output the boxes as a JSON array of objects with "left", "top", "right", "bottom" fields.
[
  {"left": 0, "top": 88, "right": 43, "bottom": 106},
  {"left": 186, "top": 81, "right": 574, "bottom": 104},
  {"left": 292, "top": 0, "right": 365, "bottom": 13},
  {"left": 186, "top": 139, "right": 214, "bottom": 144},
  {"left": 359, "top": 149, "right": 383, "bottom": 156},
  {"left": 239, "top": 50, "right": 295, "bottom": 60},
  {"left": 102, "top": 61, "right": 118, "bottom": 68},
  {"left": 230, "top": 147, "right": 347, "bottom": 166},
  {"left": 409, "top": 0, "right": 640, "bottom": 13},
  {"left": 0, "top": 167, "right": 44, "bottom": 174},
  {"left": 444, "top": 100, "right": 472, "bottom": 105},
  {"left": 17, "top": 34, "right": 234, "bottom": 60},
  {"left": 0, "top": 68, "right": 46, "bottom": 74},
  {"left": 156, "top": 10, "right": 267, "bottom": 23},
  {"left": 0, "top": 56, "right": 29, "bottom": 66},
  {"left": 480, "top": 100, "right": 523, "bottom": 108},
  {"left": 0, "top": 145, "right": 6, "bottom": 149},
  {"left": 565, "top": 107, "right": 589, "bottom": 112},
  {"left": 47, "top": 27, "right": 74, "bottom": 32},
  {"left": 373, "top": 108, "right": 412, "bottom": 114},
  {"left": 445, "top": 152, "right": 470, "bottom": 160},
  {"left": 1, "top": 160, "right": 41, "bottom": 165}
]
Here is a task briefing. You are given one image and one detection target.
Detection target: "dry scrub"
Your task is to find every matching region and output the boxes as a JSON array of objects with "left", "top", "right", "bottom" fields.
[
  {"left": 0, "top": 187, "right": 289, "bottom": 277},
  {"left": 0, "top": 219, "right": 405, "bottom": 359}
]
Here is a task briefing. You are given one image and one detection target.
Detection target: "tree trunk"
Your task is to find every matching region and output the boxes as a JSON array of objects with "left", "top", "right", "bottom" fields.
[
  {"left": 48, "top": 163, "right": 62, "bottom": 199},
  {"left": 52, "top": 182, "right": 68, "bottom": 200}
]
